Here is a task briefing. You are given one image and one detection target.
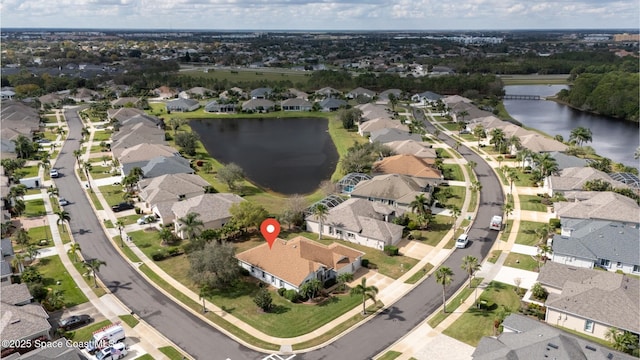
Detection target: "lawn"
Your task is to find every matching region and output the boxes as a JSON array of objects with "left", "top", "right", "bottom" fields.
[
  {"left": 428, "top": 277, "right": 483, "bottom": 328},
  {"left": 15, "top": 166, "right": 40, "bottom": 179},
  {"left": 445, "top": 185, "right": 466, "bottom": 210},
  {"left": 503, "top": 252, "right": 539, "bottom": 272},
  {"left": 71, "top": 260, "right": 107, "bottom": 297},
  {"left": 35, "top": 256, "right": 89, "bottom": 308},
  {"left": 88, "top": 191, "right": 104, "bottom": 211},
  {"left": 44, "top": 115, "right": 58, "bottom": 123},
  {"left": 89, "top": 165, "right": 115, "bottom": 179},
  {"left": 117, "top": 214, "right": 144, "bottom": 226},
  {"left": 487, "top": 250, "right": 502, "bottom": 264},
  {"left": 72, "top": 320, "right": 111, "bottom": 342},
  {"left": 410, "top": 215, "right": 454, "bottom": 247},
  {"left": 515, "top": 221, "right": 549, "bottom": 246},
  {"left": 118, "top": 314, "right": 139, "bottom": 328},
  {"left": 513, "top": 169, "right": 537, "bottom": 187},
  {"left": 98, "top": 185, "right": 125, "bottom": 206},
  {"left": 159, "top": 346, "right": 187, "bottom": 360},
  {"left": 500, "top": 220, "right": 514, "bottom": 241},
  {"left": 519, "top": 195, "right": 550, "bottom": 212},
  {"left": 442, "top": 164, "right": 464, "bottom": 181},
  {"left": 58, "top": 225, "right": 72, "bottom": 244},
  {"left": 378, "top": 351, "right": 403, "bottom": 360},
  {"left": 443, "top": 281, "right": 522, "bottom": 346},
  {"left": 404, "top": 263, "right": 434, "bottom": 284},
  {"left": 327, "top": 115, "right": 368, "bottom": 181},
  {"left": 24, "top": 199, "right": 46, "bottom": 217},
  {"left": 26, "top": 225, "right": 50, "bottom": 245},
  {"left": 91, "top": 130, "right": 113, "bottom": 142}
]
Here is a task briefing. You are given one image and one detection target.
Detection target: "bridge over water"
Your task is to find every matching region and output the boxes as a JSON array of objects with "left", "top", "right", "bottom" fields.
[{"left": 502, "top": 94, "right": 544, "bottom": 100}]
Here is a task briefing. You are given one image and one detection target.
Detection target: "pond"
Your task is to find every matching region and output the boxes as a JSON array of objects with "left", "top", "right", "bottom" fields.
[{"left": 189, "top": 117, "right": 339, "bottom": 195}]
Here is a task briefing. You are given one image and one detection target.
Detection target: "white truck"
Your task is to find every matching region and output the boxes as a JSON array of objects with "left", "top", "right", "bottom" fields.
[
  {"left": 489, "top": 215, "right": 503, "bottom": 231},
  {"left": 86, "top": 323, "right": 125, "bottom": 355}
]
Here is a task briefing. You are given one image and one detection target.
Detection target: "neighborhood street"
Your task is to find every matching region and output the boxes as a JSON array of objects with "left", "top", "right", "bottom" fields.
[{"left": 53, "top": 106, "right": 503, "bottom": 360}]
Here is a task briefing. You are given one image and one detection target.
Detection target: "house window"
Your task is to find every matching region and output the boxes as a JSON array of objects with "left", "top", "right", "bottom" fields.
[
  {"left": 250, "top": 266, "right": 255, "bottom": 273},
  {"left": 329, "top": 227, "right": 334, "bottom": 235},
  {"left": 599, "top": 259, "right": 611, "bottom": 268},
  {"left": 633, "top": 265, "right": 640, "bottom": 273},
  {"left": 584, "top": 320, "right": 595, "bottom": 333},
  {"left": 261, "top": 271, "right": 265, "bottom": 277},
  {"left": 335, "top": 229, "right": 343, "bottom": 236},
  {"left": 347, "top": 232, "right": 355, "bottom": 239},
  {"left": 616, "top": 262, "right": 622, "bottom": 268},
  {"left": 280, "top": 280, "right": 284, "bottom": 287}
]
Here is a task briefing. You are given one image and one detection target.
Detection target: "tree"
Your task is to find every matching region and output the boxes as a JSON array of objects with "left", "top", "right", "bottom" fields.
[
  {"left": 229, "top": 201, "right": 268, "bottom": 233},
  {"left": 47, "top": 186, "right": 59, "bottom": 199},
  {"left": 46, "top": 289, "right": 65, "bottom": 310},
  {"left": 73, "top": 149, "right": 83, "bottom": 162},
  {"left": 55, "top": 210, "right": 71, "bottom": 233},
  {"left": 457, "top": 110, "right": 469, "bottom": 123},
  {"left": 490, "top": 128, "right": 506, "bottom": 153},
  {"left": 188, "top": 241, "right": 241, "bottom": 289},
  {"left": 448, "top": 205, "right": 461, "bottom": 231},
  {"left": 435, "top": 266, "right": 454, "bottom": 313},
  {"left": 337, "top": 272, "right": 354, "bottom": 292},
  {"left": 299, "top": 278, "right": 322, "bottom": 300},
  {"left": 21, "top": 266, "right": 43, "bottom": 283},
  {"left": 505, "top": 167, "right": 519, "bottom": 194},
  {"left": 531, "top": 282, "right": 548, "bottom": 300},
  {"left": 502, "top": 203, "right": 514, "bottom": 224},
  {"left": 115, "top": 220, "right": 125, "bottom": 247},
  {"left": 128, "top": 167, "right": 144, "bottom": 185},
  {"left": 67, "top": 242, "right": 81, "bottom": 263},
  {"left": 569, "top": 126, "right": 593, "bottom": 147},
  {"left": 169, "top": 117, "right": 185, "bottom": 136},
  {"left": 281, "top": 194, "right": 308, "bottom": 230},
  {"left": 388, "top": 93, "right": 398, "bottom": 111},
  {"left": 339, "top": 108, "right": 362, "bottom": 130},
  {"left": 253, "top": 288, "right": 273, "bottom": 312},
  {"left": 409, "top": 194, "right": 429, "bottom": 217},
  {"left": 583, "top": 179, "right": 612, "bottom": 191},
  {"left": 12, "top": 228, "right": 30, "bottom": 249},
  {"left": 536, "top": 243, "right": 553, "bottom": 271},
  {"left": 175, "top": 132, "right": 199, "bottom": 156},
  {"left": 158, "top": 227, "right": 176, "bottom": 246},
  {"left": 26, "top": 245, "right": 40, "bottom": 264},
  {"left": 461, "top": 256, "right": 481, "bottom": 289},
  {"left": 350, "top": 277, "right": 379, "bottom": 315},
  {"left": 217, "top": 163, "right": 244, "bottom": 191},
  {"left": 178, "top": 212, "right": 204, "bottom": 241},
  {"left": 473, "top": 125, "right": 486, "bottom": 146},
  {"left": 311, "top": 204, "right": 329, "bottom": 240},
  {"left": 201, "top": 161, "right": 214, "bottom": 174},
  {"left": 605, "top": 328, "right": 639, "bottom": 355},
  {"left": 85, "top": 259, "right": 107, "bottom": 288}
]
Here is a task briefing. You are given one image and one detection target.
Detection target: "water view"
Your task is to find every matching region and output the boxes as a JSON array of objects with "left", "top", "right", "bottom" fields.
[
  {"left": 190, "top": 117, "right": 339, "bottom": 195},
  {"left": 504, "top": 85, "right": 639, "bottom": 168}
]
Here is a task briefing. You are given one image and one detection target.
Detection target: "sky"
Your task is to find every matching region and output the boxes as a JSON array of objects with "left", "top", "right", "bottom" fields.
[{"left": 1, "top": 0, "right": 639, "bottom": 31}]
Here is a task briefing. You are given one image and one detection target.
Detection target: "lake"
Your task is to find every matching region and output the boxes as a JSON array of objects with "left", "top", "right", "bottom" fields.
[
  {"left": 504, "top": 85, "right": 639, "bottom": 169},
  {"left": 189, "top": 117, "right": 338, "bottom": 195}
]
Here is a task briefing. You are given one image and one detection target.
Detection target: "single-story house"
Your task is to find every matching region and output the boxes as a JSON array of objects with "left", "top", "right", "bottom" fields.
[
  {"left": 242, "top": 99, "right": 275, "bottom": 112},
  {"left": 350, "top": 174, "right": 436, "bottom": 211},
  {"left": 545, "top": 167, "right": 629, "bottom": 196},
  {"left": 1, "top": 284, "right": 51, "bottom": 352},
  {"left": 106, "top": 107, "right": 146, "bottom": 122},
  {"left": 472, "top": 313, "right": 636, "bottom": 360},
  {"left": 318, "top": 98, "right": 347, "bottom": 112},
  {"left": 315, "top": 87, "right": 341, "bottom": 98},
  {"left": 110, "top": 97, "right": 140, "bottom": 108},
  {"left": 356, "top": 103, "right": 391, "bottom": 121},
  {"left": 347, "top": 87, "right": 376, "bottom": 99},
  {"left": 369, "top": 128, "right": 422, "bottom": 144},
  {"left": 152, "top": 86, "right": 177, "bottom": 99},
  {"left": 250, "top": 87, "right": 272, "bottom": 99},
  {"left": 411, "top": 91, "right": 442, "bottom": 105},
  {"left": 236, "top": 236, "right": 364, "bottom": 291},
  {"left": 358, "top": 118, "right": 408, "bottom": 137},
  {"left": 166, "top": 98, "right": 200, "bottom": 112},
  {"left": 305, "top": 198, "right": 403, "bottom": 250},
  {"left": 111, "top": 122, "right": 167, "bottom": 155},
  {"left": 384, "top": 140, "right": 437, "bottom": 159},
  {"left": 281, "top": 98, "right": 312, "bottom": 111},
  {"left": 179, "top": 87, "right": 214, "bottom": 99},
  {"left": 553, "top": 191, "right": 640, "bottom": 225},
  {"left": 538, "top": 262, "right": 639, "bottom": 341},
  {"left": 204, "top": 100, "right": 236, "bottom": 113},
  {"left": 372, "top": 154, "right": 442, "bottom": 180},
  {"left": 0, "top": 101, "right": 41, "bottom": 141},
  {"left": 550, "top": 218, "right": 639, "bottom": 274},
  {"left": 118, "top": 143, "right": 182, "bottom": 175},
  {"left": 138, "top": 173, "right": 209, "bottom": 211},
  {"left": 377, "top": 89, "right": 402, "bottom": 104},
  {"left": 69, "top": 87, "right": 101, "bottom": 103},
  {"left": 170, "top": 193, "right": 244, "bottom": 238}
]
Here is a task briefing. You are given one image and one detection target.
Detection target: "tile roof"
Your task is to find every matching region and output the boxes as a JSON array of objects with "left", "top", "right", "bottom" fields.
[
  {"left": 551, "top": 220, "right": 639, "bottom": 264},
  {"left": 236, "top": 236, "right": 364, "bottom": 287},
  {"left": 554, "top": 191, "right": 640, "bottom": 223},
  {"left": 139, "top": 173, "right": 209, "bottom": 206},
  {"left": 384, "top": 140, "right": 437, "bottom": 159},
  {"left": 350, "top": 174, "right": 433, "bottom": 205},
  {"left": 538, "top": 262, "right": 640, "bottom": 333},
  {"left": 473, "top": 313, "right": 636, "bottom": 360},
  {"left": 372, "top": 154, "right": 442, "bottom": 179},
  {"left": 171, "top": 193, "right": 244, "bottom": 223}
]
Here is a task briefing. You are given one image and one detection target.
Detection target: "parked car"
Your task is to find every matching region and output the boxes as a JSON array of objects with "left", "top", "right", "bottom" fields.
[
  {"left": 49, "top": 169, "right": 59, "bottom": 178},
  {"left": 58, "top": 314, "right": 92, "bottom": 330},
  {"left": 455, "top": 234, "right": 469, "bottom": 249},
  {"left": 36, "top": 138, "right": 51, "bottom": 144},
  {"left": 111, "top": 202, "right": 134, "bottom": 212},
  {"left": 95, "top": 342, "right": 128, "bottom": 360},
  {"left": 58, "top": 198, "right": 69, "bottom": 206},
  {"left": 136, "top": 215, "right": 155, "bottom": 225}
]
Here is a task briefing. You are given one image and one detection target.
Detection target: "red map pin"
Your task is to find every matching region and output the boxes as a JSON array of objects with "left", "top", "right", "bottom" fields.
[{"left": 260, "top": 218, "right": 281, "bottom": 249}]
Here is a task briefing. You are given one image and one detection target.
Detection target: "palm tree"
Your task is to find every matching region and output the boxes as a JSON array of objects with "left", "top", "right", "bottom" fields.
[
  {"left": 409, "top": 194, "right": 429, "bottom": 217},
  {"left": 169, "top": 118, "right": 185, "bottom": 136},
  {"left": 536, "top": 243, "right": 553, "bottom": 271},
  {"left": 11, "top": 253, "right": 27, "bottom": 273},
  {"left": 115, "top": 220, "right": 125, "bottom": 247},
  {"left": 55, "top": 210, "right": 71, "bottom": 233},
  {"left": 457, "top": 110, "right": 469, "bottom": 123},
  {"left": 448, "top": 205, "right": 461, "bottom": 231},
  {"left": 605, "top": 328, "right": 639, "bottom": 354},
  {"left": 350, "top": 277, "right": 379, "bottom": 315},
  {"left": 490, "top": 128, "right": 506, "bottom": 153},
  {"left": 471, "top": 180, "right": 482, "bottom": 194},
  {"left": 47, "top": 186, "right": 59, "bottom": 199},
  {"left": 508, "top": 135, "right": 521, "bottom": 153},
  {"left": 569, "top": 126, "right": 593, "bottom": 147},
  {"left": 461, "top": 256, "right": 481, "bottom": 289},
  {"left": 73, "top": 149, "right": 83, "bottom": 162},
  {"left": 46, "top": 289, "right": 65, "bottom": 310},
  {"left": 435, "top": 266, "right": 454, "bottom": 313},
  {"left": 473, "top": 125, "right": 486, "bottom": 146},
  {"left": 85, "top": 259, "right": 107, "bottom": 288},
  {"left": 502, "top": 203, "right": 514, "bottom": 224},
  {"left": 26, "top": 245, "right": 40, "bottom": 264},
  {"left": 312, "top": 204, "right": 329, "bottom": 240},
  {"left": 67, "top": 242, "right": 81, "bottom": 263},
  {"left": 177, "top": 212, "right": 203, "bottom": 241},
  {"left": 158, "top": 227, "right": 175, "bottom": 246},
  {"left": 505, "top": 167, "right": 519, "bottom": 194},
  {"left": 39, "top": 158, "right": 51, "bottom": 173},
  {"left": 337, "top": 272, "right": 354, "bottom": 292},
  {"left": 13, "top": 228, "right": 30, "bottom": 249}
]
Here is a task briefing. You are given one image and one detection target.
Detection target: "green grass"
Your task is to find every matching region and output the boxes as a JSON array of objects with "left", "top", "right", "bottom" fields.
[
  {"left": 328, "top": 115, "right": 368, "bottom": 181},
  {"left": 158, "top": 346, "right": 187, "bottom": 360},
  {"left": 24, "top": 199, "right": 46, "bottom": 217},
  {"left": 500, "top": 220, "right": 515, "bottom": 241},
  {"left": 487, "top": 250, "right": 502, "bottom": 264},
  {"left": 428, "top": 278, "right": 483, "bottom": 328},
  {"left": 104, "top": 219, "right": 114, "bottom": 228},
  {"left": 519, "top": 195, "right": 550, "bottom": 212},
  {"left": 179, "top": 67, "right": 309, "bottom": 87},
  {"left": 118, "top": 314, "right": 139, "bottom": 328},
  {"left": 554, "top": 325, "right": 616, "bottom": 349},
  {"left": 446, "top": 185, "right": 466, "bottom": 210},
  {"left": 135, "top": 355, "right": 154, "bottom": 360},
  {"left": 35, "top": 256, "right": 89, "bottom": 308},
  {"left": 117, "top": 238, "right": 142, "bottom": 263},
  {"left": 129, "top": 229, "right": 165, "bottom": 258},
  {"left": 72, "top": 320, "right": 112, "bottom": 342},
  {"left": 513, "top": 169, "right": 537, "bottom": 187},
  {"left": 468, "top": 189, "right": 478, "bottom": 212},
  {"left": 404, "top": 263, "right": 434, "bottom": 284},
  {"left": 88, "top": 190, "right": 105, "bottom": 211},
  {"left": 410, "top": 215, "right": 453, "bottom": 246},
  {"left": 137, "top": 264, "right": 279, "bottom": 351},
  {"left": 515, "top": 221, "right": 549, "bottom": 246},
  {"left": 58, "top": 225, "right": 71, "bottom": 244},
  {"left": 443, "top": 281, "right": 522, "bottom": 346},
  {"left": 15, "top": 166, "right": 40, "bottom": 179},
  {"left": 98, "top": 185, "right": 125, "bottom": 206},
  {"left": 378, "top": 351, "right": 403, "bottom": 360},
  {"left": 44, "top": 115, "right": 58, "bottom": 123},
  {"left": 89, "top": 165, "right": 114, "bottom": 179},
  {"left": 442, "top": 164, "right": 464, "bottom": 181},
  {"left": 503, "top": 252, "right": 539, "bottom": 272},
  {"left": 27, "top": 226, "right": 50, "bottom": 246},
  {"left": 71, "top": 260, "right": 108, "bottom": 297},
  {"left": 91, "top": 130, "right": 113, "bottom": 142}
]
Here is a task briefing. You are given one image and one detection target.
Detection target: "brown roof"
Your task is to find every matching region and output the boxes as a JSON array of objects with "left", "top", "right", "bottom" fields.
[
  {"left": 373, "top": 154, "right": 442, "bottom": 179},
  {"left": 236, "top": 236, "right": 364, "bottom": 287}
]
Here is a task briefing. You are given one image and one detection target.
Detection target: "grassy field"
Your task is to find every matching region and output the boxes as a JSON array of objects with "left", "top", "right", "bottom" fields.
[
  {"left": 24, "top": 199, "right": 46, "bottom": 217},
  {"left": 98, "top": 185, "right": 125, "bottom": 207},
  {"left": 179, "top": 67, "right": 310, "bottom": 86},
  {"left": 118, "top": 314, "right": 139, "bottom": 328},
  {"left": 410, "top": 215, "right": 454, "bottom": 247},
  {"left": 378, "top": 351, "right": 403, "bottom": 360},
  {"left": 515, "top": 221, "right": 548, "bottom": 246},
  {"left": 72, "top": 320, "right": 112, "bottom": 342},
  {"left": 503, "top": 252, "right": 539, "bottom": 272},
  {"left": 404, "top": 263, "right": 434, "bottom": 284},
  {"left": 442, "top": 164, "right": 464, "bottom": 182},
  {"left": 487, "top": 250, "right": 502, "bottom": 264},
  {"left": 443, "top": 281, "right": 522, "bottom": 346},
  {"left": 428, "top": 277, "right": 483, "bottom": 328},
  {"left": 158, "top": 346, "right": 187, "bottom": 360},
  {"left": 518, "top": 195, "right": 550, "bottom": 212},
  {"left": 27, "top": 225, "right": 50, "bottom": 246},
  {"left": 91, "top": 130, "right": 113, "bottom": 142},
  {"left": 499, "top": 74, "right": 570, "bottom": 85},
  {"left": 16, "top": 165, "right": 40, "bottom": 179},
  {"left": 36, "top": 256, "right": 89, "bottom": 308}
]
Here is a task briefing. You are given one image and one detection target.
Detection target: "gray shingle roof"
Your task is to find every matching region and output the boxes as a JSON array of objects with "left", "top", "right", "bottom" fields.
[
  {"left": 538, "top": 262, "right": 640, "bottom": 333},
  {"left": 549, "top": 167, "right": 629, "bottom": 193},
  {"left": 139, "top": 173, "right": 209, "bottom": 207},
  {"left": 1, "top": 283, "right": 33, "bottom": 305},
  {"left": 171, "top": 193, "right": 244, "bottom": 223},
  {"left": 369, "top": 128, "right": 422, "bottom": 143},
  {"left": 7, "top": 338, "right": 85, "bottom": 359},
  {"left": 554, "top": 191, "right": 640, "bottom": 224},
  {"left": 139, "top": 156, "right": 194, "bottom": 179},
  {"left": 0, "top": 302, "right": 50, "bottom": 344},
  {"left": 350, "top": 174, "right": 433, "bottom": 206},
  {"left": 1, "top": 238, "right": 15, "bottom": 257}
]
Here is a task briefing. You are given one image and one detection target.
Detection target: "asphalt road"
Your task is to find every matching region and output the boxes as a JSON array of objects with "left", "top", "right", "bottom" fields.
[{"left": 52, "top": 106, "right": 503, "bottom": 360}]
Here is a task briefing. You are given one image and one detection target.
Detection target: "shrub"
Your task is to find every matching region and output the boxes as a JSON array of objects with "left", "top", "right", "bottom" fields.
[
  {"left": 253, "top": 288, "right": 273, "bottom": 312},
  {"left": 361, "top": 259, "right": 369, "bottom": 268},
  {"left": 239, "top": 268, "right": 250, "bottom": 276},
  {"left": 323, "top": 278, "right": 336, "bottom": 288},
  {"left": 531, "top": 282, "right": 548, "bottom": 300},
  {"left": 384, "top": 245, "right": 399, "bottom": 256},
  {"left": 549, "top": 218, "right": 561, "bottom": 229},
  {"left": 284, "top": 289, "right": 300, "bottom": 302},
  {"left": 407, "top": 221, "right": 418, "bottom": 231},
  {"left": 367, "top": 262, "right": 378, "bottom": 270},
  {"left": 167, "top": 247, "right": 182, "bottom": 257},
  {"left": 277, "top": 287, "right": 286, "bottom": 297},
  {"left": 152, "top": 250, "right": 168, "bottom": 261},
  {"left": 134, "top": 207, "right": 142, "bottom": 215}
]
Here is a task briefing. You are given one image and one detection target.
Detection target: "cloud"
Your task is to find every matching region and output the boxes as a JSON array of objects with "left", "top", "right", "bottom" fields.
[{"left": 1, "top": 0, "right": 637, "bottom": 29}]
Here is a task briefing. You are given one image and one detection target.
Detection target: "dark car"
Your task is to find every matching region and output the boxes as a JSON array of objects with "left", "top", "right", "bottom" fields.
[
  {"left": 111, "top": 202, "right": 134, "bottom": 212},
  {"left": 59, "top": 314, "right": 92, "bottom": 330}
]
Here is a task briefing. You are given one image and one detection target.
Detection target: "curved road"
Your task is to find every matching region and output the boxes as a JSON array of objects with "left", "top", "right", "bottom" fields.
[{"left": 54, "top": 106, "right": 503, "bottom": 360}]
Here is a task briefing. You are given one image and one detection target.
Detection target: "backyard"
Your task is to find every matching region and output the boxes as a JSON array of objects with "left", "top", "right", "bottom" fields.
[{"left": 35, "top": 256, "right": 89, "bottom": 308}]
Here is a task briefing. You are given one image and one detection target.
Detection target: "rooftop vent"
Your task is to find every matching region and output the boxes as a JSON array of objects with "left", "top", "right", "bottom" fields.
[
  {"left": 10, "top": 319, "right": 20, "bottom": 324},
  {"left": 547, "top": 343, "right": 559, "bottom": 349},
  {"left": 585, "top": 345, "right": 597, "bottom": 351}
]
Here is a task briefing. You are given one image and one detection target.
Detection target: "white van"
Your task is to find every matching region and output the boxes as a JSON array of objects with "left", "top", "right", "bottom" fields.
[
  {"left": 455, "top": 234, "right": 469, "bottom": 249},
  {"left": 86, "top": 324, "right": 125, "bottom": 354},
  {"left": 489, "top": 215, "right": 503, "bottom": 231}
]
